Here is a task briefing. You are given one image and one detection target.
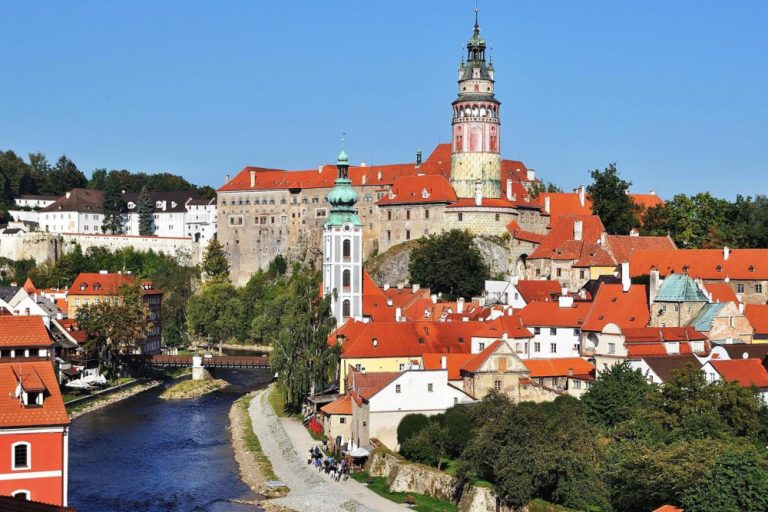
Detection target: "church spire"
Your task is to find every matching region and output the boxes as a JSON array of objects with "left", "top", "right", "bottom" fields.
[{"left": 325, "top": 140, "right": 361, "bottom": 227}]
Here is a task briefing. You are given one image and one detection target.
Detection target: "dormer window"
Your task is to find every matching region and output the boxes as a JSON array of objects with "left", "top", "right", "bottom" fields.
[
  {"left": 80, "top": 283, "right": 87, "bottom": 291},
  {"left": 421, "top": 188, "right": 430, "bottom": 199},
  {"left": 93, "top": 283, "right": 101, "bottom": 291},
  {"left": 749, "top": 265, "right": 755, "bottom": 272},
  {"left": 716, "top": 265, "right": 722, "bottom": 272}
]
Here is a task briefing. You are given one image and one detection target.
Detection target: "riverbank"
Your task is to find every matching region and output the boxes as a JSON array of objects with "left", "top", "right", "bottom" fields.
[
  {"left": 160, "top": 378, "right": 228, "bottom": 399},
  {"left": 221, "top": 342, "right": 273, "bottom": 353},
  {"left": 67, "top": 379, "right": 162, "bottom": 420}
]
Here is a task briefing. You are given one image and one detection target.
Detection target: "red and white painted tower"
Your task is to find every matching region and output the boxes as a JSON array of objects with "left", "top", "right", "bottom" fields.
[{"left": 450, "top": 7, "right": 502, "bottom": 199}]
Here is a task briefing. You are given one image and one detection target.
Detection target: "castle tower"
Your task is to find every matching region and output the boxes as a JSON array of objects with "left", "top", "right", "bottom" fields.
[
  {"left": 449, "top": 7, "right": 502, "bottom": 199},
  {"left": 323, "top": 146, "right": 363, "bottom": 326}
]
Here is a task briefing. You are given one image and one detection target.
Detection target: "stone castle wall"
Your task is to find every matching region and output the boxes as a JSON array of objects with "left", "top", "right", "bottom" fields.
[{"left": 450, "top": 152, "right": 501, "bottom": 198}]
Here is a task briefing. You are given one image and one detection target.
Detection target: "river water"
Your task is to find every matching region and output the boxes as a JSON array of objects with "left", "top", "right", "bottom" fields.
[{"left": 69, "top": 368, "right": 270, "bottom": 512}]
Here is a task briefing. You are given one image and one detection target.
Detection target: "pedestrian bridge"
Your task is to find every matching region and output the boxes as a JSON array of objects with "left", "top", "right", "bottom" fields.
[{"left": 150, "top": 354, "right": 270, "bottom": 369}]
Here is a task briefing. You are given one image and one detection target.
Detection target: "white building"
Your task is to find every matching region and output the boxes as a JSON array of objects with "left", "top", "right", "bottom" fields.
[
  {"left": 517, "top": 298, "right": 590, "bottom": 359},
  {"left": 39, "top": 189, "right": 104, "bottom": 234},
  {"left": 185, "top": 198, "right": 217, "bottom": 243}
]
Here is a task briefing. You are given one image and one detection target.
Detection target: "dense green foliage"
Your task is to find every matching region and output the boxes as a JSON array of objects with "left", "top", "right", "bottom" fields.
[
  {"left": 397, "top": 364, "right": 768, "bottom": 511},
  {"left": 409, "top": 230, "right": 490, "bottom": 299},
  {"left": 89, "top": 168, "right": 215, "bottom": 198},
  {"left": 587, "top": 164, "right": 641, "bottom": 235},
  {"left": 397, "top": 414, "right": 431, "bottom": 444},
  {"left": 529, "top": 181, "right": 563, "bottom": 199},
  {"left": 201, "top": 238, "right": 230, "bottom": 281},
  {"left": 101, "top": 178, "right": 127, "bottom": 233},
  {"left": 137, "top": 186, "right": 154, "bottom": 236}
]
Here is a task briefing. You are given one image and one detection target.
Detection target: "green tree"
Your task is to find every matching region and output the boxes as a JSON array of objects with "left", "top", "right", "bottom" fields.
[
  {"left": 408, "top": 229, "right": 489, "bottom": 298},
  {"left": 76, "top": 281, "right": 151, "bottom": 378},
  {"left": 186, "top": 280, "right": 243, "bottom": 344},
  {"left": 582, "top": 361, "right": 654, "bottom": 430},
  {"left": 587, "top": 163, "right": 641, "bottom": 235},
  {"left": 47, "top": 155, "right": 87, "bottom": 194},
  {"left": 528, "top": 181, "right": 563, "bottom": 199},
  {"left": 397, "top": 413, "right": 431, "bottom": 444},
  {"left": 202, "top": 238, "right": 229, "bottom": 281},
  {"left": 400, "top": 421, "right": 449, "bottom": 469},
  {"left": 101, "top": 179, "right": 126, "bottom": 234},
  {"left": 137, "top": 186, "right": 154, "bottom": 236}
]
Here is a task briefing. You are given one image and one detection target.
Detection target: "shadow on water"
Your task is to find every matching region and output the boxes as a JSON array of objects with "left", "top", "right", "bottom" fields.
[{"left": 69, "top": 368, "right": 271, "bottom": 512}]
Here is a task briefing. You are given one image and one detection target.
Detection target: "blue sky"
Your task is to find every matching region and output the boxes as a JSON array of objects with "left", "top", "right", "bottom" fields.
[{"left": 1, "top": 1, "right": 766, "bottom": 199}]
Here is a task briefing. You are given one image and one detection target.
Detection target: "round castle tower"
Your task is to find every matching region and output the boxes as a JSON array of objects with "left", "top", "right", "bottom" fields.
[{"left": 449, "top": 8, "right": 502, "bottom": 199}]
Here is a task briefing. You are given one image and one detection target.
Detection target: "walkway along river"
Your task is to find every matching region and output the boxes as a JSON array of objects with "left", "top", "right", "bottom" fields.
[{"left": 69, "top": 367, "right": 270, "bottom": 512}]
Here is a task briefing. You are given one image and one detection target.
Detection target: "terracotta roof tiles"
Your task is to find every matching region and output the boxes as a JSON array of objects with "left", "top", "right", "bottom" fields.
[
  {"left": 0, "top": 361, "right": 69, "bottom": 427},
  {"left": 0, "top": 316, "right": 52, "bottom": 348},
  {"left": 523, "top": 357, "right": 594, "bottom": 378},
  {"left": 711, "top": 358, "right": 768, "bottom": 388}
]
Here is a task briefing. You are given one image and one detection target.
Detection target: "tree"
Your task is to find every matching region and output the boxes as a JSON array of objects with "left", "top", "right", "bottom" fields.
[
  {"left": 46, "top": 155, "right": 86, "bottom": 195},
  {"left": 137, "top": 186, "right": 154, "bottom": 236},
  {"left": 186, "top": 280, "right": 243, "bottom": 344},
  {"left": 202, "top": 238, "right": 229, "bottom": 281},
  {"left": 76, "top": 281, "right": 151, "bottom": 378},
  {"left": 587, "top": 163, "right": 641, "bottom": 235},
  {"left": 529, "top": 181, "right": 563, "bottom": 199},
  {"left": 101, "top": 179, "right": 126, "bottom": 234},
  {"left": 582, "top": 361, "right": 654, "bottom": 430},
  {"left": 400, "top": 421, "right": 449, "bottom": 469},
  {"left": 397, "top": 413, "right": 431, "bottom": 444},
  {"left": 408, "top": 229, "right": 490, "bottom": 298}
]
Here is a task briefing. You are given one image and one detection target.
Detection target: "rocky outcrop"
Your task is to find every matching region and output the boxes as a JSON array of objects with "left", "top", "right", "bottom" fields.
[
  {"left": 366, "top": 449, "right": 456, "bottom": 502},
  {"left": 474, "top": 235, "right": 513, "bottom": 279},
  {"left": 364, "top": 240, "right": 420, "bottom": 286}
]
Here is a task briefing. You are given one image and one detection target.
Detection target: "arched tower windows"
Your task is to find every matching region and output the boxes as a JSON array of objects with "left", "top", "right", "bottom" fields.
[
  {"left": 342, "top": 299, "right": 351, "bottom": 318},
  {"left": 342, "top": 239, "right": 351, "bottom": 259},
  {"left": 343, "top": 269, "right": 351, "bottom": 288}
]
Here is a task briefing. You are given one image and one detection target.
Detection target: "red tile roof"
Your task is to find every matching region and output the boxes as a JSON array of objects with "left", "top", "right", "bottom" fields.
[
  {"left": 422, "top": 353, "right": 475, "bottom": 380},
  {"left": 382, "top": 286, "right": 431, "bottom": 310},
  {"left": 22, "top": 277, "right": 36, "bottom": 293},
  {"left": 528, "top": 215, "right": 606, "bottom": 261},
  {"left": 515, "top": 280, "right": 562, "bottom": 303},
  {"left": 622, "top": 326, "right": 707, "bottom": 342},
  {"left": 320, "top": 394, "right": 352, "bottom": 416},
  {"left": 0, "top": 361, "right": 69, "bottom": 427},
  {"left": 710, "top": 358, "right": 768, "bottom": 388},
  {"left": 745, "top": 305, "right": 768, "bottom": 336},
  {"left": 55, "top": 319, "right": 88, "bottom": 343},
  {"left": 68, "top": 273, "right": 161, "bottom": 296},
  {"left": 523, "top": 357, "right": 594, "bottom": 378},
  {"left": 0, "top": 316, "right": 52, "bottom": 348},
  {"left": 627, "top": 343, "right": 668, "bottom": 357},
  {"left": 540, "top": 192, "right": 664, "bottom": 225},
  {"left": 362, "top": 272, "right": 397, "bottom": 322},
  {"left": 404, "top": 300, "right": 482, "bottom": 322},
  {"left": 460, "top": 340, "right": 504, "bottom": 374},
  {"left": 377, "top": 175, "right": 457, "bottom": 206},
  {"left": 337, "top": 321, "right": 479, "bottom": 359},
  {"left": 704, "top": 283, "right": 739, "bottom": 304},
  {"left": 472, "top": 314, "right": 533, "bottom": 338},
  {"left": 346, "top": 367, "right": 402, "bottom": 404},
  {"left": 519, "top": 301, "right": 592, "bottom": 328},
  {"left": 582, "top": 283, "right": 650, "bottom": 332},
  {"left": 653, "top": 505, "right": 684, "bottom": 512},
  {"left": 630, "top": 193, "right": 665, "bottom": 210},
  {"left": 629, "top": 249, "right": 768, "bottom": 280},
  {"left": 605, "top": 235, "right": 676, "bottom": 263},
  {"left": 506, "top": 221, "right": 545, "bottom": 243}
]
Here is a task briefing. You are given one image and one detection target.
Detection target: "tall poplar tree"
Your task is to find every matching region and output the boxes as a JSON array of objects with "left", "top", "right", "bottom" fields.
[{"left": 137, "top": 186, "right": 154, "bottom": 236}]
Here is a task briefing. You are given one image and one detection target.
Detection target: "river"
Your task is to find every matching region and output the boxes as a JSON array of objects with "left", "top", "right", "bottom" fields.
[{"left": 68, "top": 368, "right": 270, "bottom": 512}]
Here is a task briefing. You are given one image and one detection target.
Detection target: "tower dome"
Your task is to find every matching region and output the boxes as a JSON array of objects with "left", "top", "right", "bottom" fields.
[{"left": 325, "top": 148, "right": 362, "bottom": 227}]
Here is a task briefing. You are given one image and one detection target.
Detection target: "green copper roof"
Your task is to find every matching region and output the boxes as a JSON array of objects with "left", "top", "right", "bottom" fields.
[
  {"left": 325, "top": 150, "right": 361, "bottom": 227},
  {"left": 655, "top": 274, "right": 710, "bottom": 303},
  {"left": 337, "top": 148, "right": 349, "bottom": 165},
  {"left": 690, "top": 303, "right": 725, "bottom": 332}
]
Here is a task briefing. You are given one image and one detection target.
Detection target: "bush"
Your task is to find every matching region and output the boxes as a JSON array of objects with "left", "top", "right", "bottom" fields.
[{"left": 397, "top": 413, "right": 430, "bottom": 445}]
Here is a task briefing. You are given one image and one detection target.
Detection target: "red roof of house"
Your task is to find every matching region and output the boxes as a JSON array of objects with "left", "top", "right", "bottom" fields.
[
  {"left": 0, "top": 316, "right": 52, "bottom": 348},
  {"left": 506, "top": 221, "right": 545, "bottom": 243},
  {"left": 622, "top": 326, "right": 707, "bottom": 342},
  {"left": 377, "top": 175, "right": 457, "bottom": 206},
  {"left": 404, "top": 300, "right": 482, "bottom": 322},
  {"left": 745, "top": 305, "right": 768, "bottom": 335},
  {"left": 605, "top": 235, "right": 676, "bottom": 263},
  {"left": 528, "top": 215, "right": 606, "bottom": 261},
  {"left": 472, "top": 314, "right": 533, "bottom": 339},
  {"left": 629, "top": 249, "right": 768, "bottom": 280},
  {"left": 68, "top": 273, "right": 162, "bottom": 296},
  {"left": 631, "top": 193, "right": 665, "bottom": 210},
  {"left": 362, "top": 272, "right": 397, "bottom": 322},
  {"left": 0, "top": 361, "right": 69, "bottom": 427},
  {"left": 704, "top": 283, "right": 740, "bottom": 304},
  {"left": 56, "top": 319, "right": 88, "bottom": 343},
  {"left": 320, "top": 394, "right": 352, "bottom": 416},
  {"left": 582, "top": 283, "right": 650, "bottom": 332},
  {"left": 710, "top": 358, "right": 768, "bottom": 388},
  {"left": 627, "top": 343, "right": 668, "bottom": 356},
  {"left": 346, "top": 367, "right": 402, "bottom": 404},
  {"left": 515, "top": 280, "right": 562, "bottom": 303},
  {"left": 382, "top": 286, "right": 431, "bottom": 311},
  {"left": 523, "top": 357, "right": 594, "bottom": 378},
  {"left": 22, "top": 277, "right": 36, "bottom": 293},
  {"left": 422, "top": 353, "right": 475, "bottom": 380},
  {"left": 519, "top": 301, "right": 592, "bottom": 328},
  {"left": 540, "top": 192, "right": 664, "bottom": 225},
  {"left": 460, "top": 340, "right": 504, "bottom": 374},
  {"left": 336, "top": 321, "right": 478, "bottom": 359},
  {"left": 653, "top": 505, "right": 684, "bottom": 512}
]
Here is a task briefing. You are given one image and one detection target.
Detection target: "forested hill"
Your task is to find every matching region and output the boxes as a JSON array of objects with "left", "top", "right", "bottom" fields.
[{"left": 0, "top": 148, "right": 215, "bottom": 219}]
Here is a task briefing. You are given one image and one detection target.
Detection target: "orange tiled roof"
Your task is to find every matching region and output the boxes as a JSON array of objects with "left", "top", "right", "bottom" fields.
[
  {"left": 710, "top": 358, "right": 768, "bottom": 388},
  {"left": 519, "top": 301, "right": 592, "bottom": 328},
  {"left": 745, "top": 305, "right": 768, "bottom": 335},
  {"left": 629, "top": 249, "right": 768, "bottom": 280},
  {"left": 460, "top": 340, "right": 504, "bottom": 374},
  {"left": 540, "top": 192, "right": 664, "bottom": 225},
  {"left": 22, "top": 277, "right": 36, "bottom": 293},
  {"left": 337, "top": 321, "right": 479, "bottom": 359},
  {"left": 422, "top": 353, "right": 475, "bottom": 380},
  {"left": 0, "top": 316, "right": 52, "bottom": 348},
  {"left": 346, "top": 367, "right": 402, "bottom": 404},
  {"left": 382, "top": 286, "right": 431, "bottom": 310},
  {"left": 582, "top": 283, "right": 650, "bottom": 332},
  {"left": 622, "top": 326, "right": 707, "bottom": 342},
  {"left": 523, "top": 357, "right": 594, "bottom": 378},
  {"left": 362, "top": 272, "right": 397, "bottom": 322},
  {"left": 68, "top": 272, "right": 161, "bottom": 296},
  {"left": 472, "top": 314, "right": 533, "bottom": 339},
  {"left": 653, "top": 505, "right": 684, "bottom": 512},
  {"left": 704, "top": 283, "right": 739, "bottom": 304},
  {"left": 515, "top": 280, "right": 562, "bottom": 303},
  {"left": 56, "top": 319, "right": 87, "bottom": 343},
  {"left": 528, "top": 215, "right": 606, "bottom": 261},
  {"left": 0, "top": 361, "right": 69, "bottom": 427},
  {"left": 320, "top": 395, "right": 352, "bottom": 416},
  {"left": 377, "top": 175, "right": 457, "bottom": 206},
  {"left": 605, "top": 235, "right": 676, "bottom": 263},
  {"left": 627, "top": 343, "right": 668, "bottom": 357},
  {"left": 506, "top": 220, "right": 545, "bottom": 243}
]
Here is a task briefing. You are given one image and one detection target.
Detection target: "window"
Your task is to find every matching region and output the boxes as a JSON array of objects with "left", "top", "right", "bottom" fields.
[
  {"left": 534, "top": 342, "right": 541, "bottom": 353},
  {"left": 756, "top": 284, "right": 763, "bottom": 294},
  {"left": 572, "top": 380, "right": 581, "bottom": 390},
  {"left": 387, "top": 230, "right": 391, "bottom": 241},
  {"left": 395, "top": 384, "right": 401, "bottom": 393},
  {"left": 427, "top": 383, "right": 433, "bottom": 392},
  {"left": 550, "top": 328, "right": 557, "bottom": 335},
  {"left": 493, "top": 380, "right": 501, "bottom": 391},
  {"left": 550, "top": 343, "right": 557, "bottom": 353},
  {"left": 580, "top": 270, "right": 586, "bottom": 279},
  {"left": 13, "top": 443, "right": 29, "bottom": 470},
  {"left": 495, "top": 213, "right": 500, "bottom": 221},
  {"left": 425, "top": 209, "right": 430, "bottom": 219},
  {"left": 556, "top": 268, "right": 562, "bottom": 277},
  {"left": 478, "top": 342, "right": 485, "bottom": 351},
  {"left": 737, "top": 283, "right": 745, "bottom": 293},
  {"left": 534, "top": 327, "right": 541, "bottom": 335},
  {"left": 458, "top": 213, "right": 463, "bottom": 222},
  {"left": 406, "top": 210, "right": 411, "bottom": 220},
  {"left": 399, "top": 363, "right": 405, "bottom": 371},
  {"left": 608, "top": 342, "right": 616, "bottom": 355},
  {"left": 342, "top": 300, "right": 351, "bottom": 318},
  {"left": 343, "top": 239, "right": 351, "bottom": 259},
  {"left": 405, "top": 230, "right": 411, "bottom": 240},
  {"left": 339, "top": 417, "right": 346, "bottom": 424},
  {"left": 573, "top": 328, "right": 580, "bottom": 336},
  {"left": 387, "top": 210, "right": 392, "bottom": 221},
  {"left": 342, "top": 269, "right": 351, "bottom": 287}
]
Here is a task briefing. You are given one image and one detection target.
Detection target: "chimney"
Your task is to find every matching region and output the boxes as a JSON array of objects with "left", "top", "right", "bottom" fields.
[
  {"left": 457, "top": 297, "right": 465, "bottom": 314},
  {"left": 386, "top": 298, "right": 393, "bottom": 306},
  {"left": 739, "top": 302, "right": 745, "bottom": 314},
  {"left": 412, "top": 284, "right": 420, "bottom": 293},
  {"left": 56, "top": 312, "right": 63, "bottom": 320},
  {"left": 502, "top": 332, "right": 508, "bottom": 340},
  {"left": 526, "top": 169, "right": 536, "bottom": 181},
  {"left": 224, "top": 174, "right": 230, "bottom": 184},
  {"left": 630, "top": 228, "right": 639, "bottom": 237},
  {"left": 474, "top": 180, "right": 483, "bottom": 206},
  {"left": 360, "top": 161, "right": 367, "bottom": 167},
  {"left": 600, "top": 232, "right": 607, "bottom": 245},
  {"left": 397, "top": 283, "right": 404, "bottom": 290},
  {"left": 621, "top": 261, "right": 631, "bottom": 292},
  {"left": 649, "top": 268, "right": 661, "bottom": 304},
  {"left": 578, "top": 289, "right": 587, "bottom": 300},
  {"left": 383, "top": 284, "right": 390, "bottom": 291},
  {"left": 318, "top": 165, "right": 323, "bottom": 173},
  {"left": 544, "top": 196, "right": 551, "bottom": 214},
  {"left": 506, "top": 179, "right": 513, "bottom": 201},
  {"left": 441, "top": 355, "right": 447, "bottom": 369},
  {"left": 578, "top": 186, "right": 586, "bottom": 208},
  {"left": 249, "top": 170, "right": 256, "bottom": 188},
  {"left": 395, "top": 307, "right": 403, "bottom": 321},
  {"left": 65, "top": 191, "right": 71, "bottom": 199},
  {"left": 723, "top": 246, "right": 730, "bottom": 261},
  {"left": 361, "top": 174, "right": 367, "bottom": 185},
  {"left": 561, "top": 287, "right": 569, "bottom": 296},
  {"left": 558, "top": 295, "right": 574, "bottom": 308},
  {"left": 573, "top": 220, "right": 583, "bottom": 241},
  {"left": 99, "top": 270, "right": 109, "bottom": 274},
  {"left": 431, "top": 294, "right": 438, "bottom": 304},
  {"left": 416, "top": 149, "right": 422, "bottom": 167}
]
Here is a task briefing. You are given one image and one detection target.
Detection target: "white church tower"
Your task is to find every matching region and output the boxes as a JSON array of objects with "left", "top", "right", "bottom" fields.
[{"left": 323, "top": 146, "right": 363, "bottom": 326}]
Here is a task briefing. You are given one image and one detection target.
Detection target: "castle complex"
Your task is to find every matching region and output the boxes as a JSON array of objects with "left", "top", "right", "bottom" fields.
[{"left": 217, "top": 9, "right": 549, "bottom": 285}]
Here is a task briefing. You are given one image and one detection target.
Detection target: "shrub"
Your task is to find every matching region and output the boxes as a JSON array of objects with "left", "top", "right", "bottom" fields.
[{"left": 397, "top": 413, "right": 430, "bottom": 445}]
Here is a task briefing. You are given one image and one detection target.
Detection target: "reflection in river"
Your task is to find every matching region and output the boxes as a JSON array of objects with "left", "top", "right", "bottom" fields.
[{"left": 69, "top": 368, "right": 269, "bottom": 512}]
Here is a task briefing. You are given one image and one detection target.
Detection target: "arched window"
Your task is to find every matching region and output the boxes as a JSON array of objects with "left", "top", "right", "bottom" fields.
[
  {"left": 343, "top": 269, "right": 351, "bottom": 288},
  {"left": 342, "top": 300, "right": 351, "bottom": 318},
  {"left": 12, "top": 490, "right": 30, "bottom": 500},
  {"left": 343, "top": 239, "right": 351, "bottom": 259},
  {"left": 12, "top": 442, "right": 30, "bottom": 470}
]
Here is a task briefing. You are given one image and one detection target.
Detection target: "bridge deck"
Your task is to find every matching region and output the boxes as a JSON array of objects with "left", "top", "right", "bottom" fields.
[{"left": 150, "top": 354, "right": 270, "bottom": 369}]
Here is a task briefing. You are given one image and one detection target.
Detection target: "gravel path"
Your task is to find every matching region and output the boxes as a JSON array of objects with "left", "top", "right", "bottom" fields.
[{"left": 248, "top": 387, "right": 406, "bottom": 512}]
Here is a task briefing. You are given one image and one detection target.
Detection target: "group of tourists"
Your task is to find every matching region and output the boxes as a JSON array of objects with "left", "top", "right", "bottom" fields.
[{"left": 308, "top": 445, "right": 349, "bottom": 482}]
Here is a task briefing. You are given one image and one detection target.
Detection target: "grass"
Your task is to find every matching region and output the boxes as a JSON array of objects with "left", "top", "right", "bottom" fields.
[
  {"left": 441, "top": 459, "right": 493, "bottom": 489},
  {"left": 162, "top": 367, "right": 191, "bottom": 379},
  {"left": 236, "top": 395, "right": 282, "bottom": 484},
  {"left": 268, "top": 385, "right": 288, "bottom": 417},
  {"left": 160, "top": 378, "right": 227, "bottom": 399},
  {"left": 351, "top": 472, "right": 457, "bottom": 512}
]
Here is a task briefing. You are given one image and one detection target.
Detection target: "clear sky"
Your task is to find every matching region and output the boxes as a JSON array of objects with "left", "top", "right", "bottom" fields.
[{"left": 1, "top": 1, "right": 766, "bottom": 199}]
